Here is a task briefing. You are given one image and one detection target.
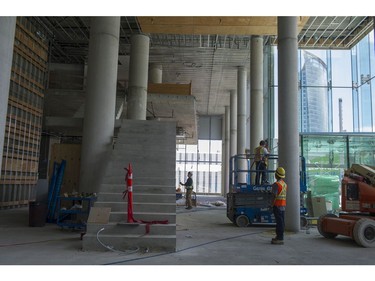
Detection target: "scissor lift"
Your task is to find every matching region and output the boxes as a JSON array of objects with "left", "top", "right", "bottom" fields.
[{"left": 227, "top": 154, "right": 307, "bottom": 227}]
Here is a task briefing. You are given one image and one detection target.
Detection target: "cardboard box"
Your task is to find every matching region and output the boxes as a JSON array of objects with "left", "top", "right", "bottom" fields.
[{"left": 312, "top": 196, "right": 327, "bottom": 217}]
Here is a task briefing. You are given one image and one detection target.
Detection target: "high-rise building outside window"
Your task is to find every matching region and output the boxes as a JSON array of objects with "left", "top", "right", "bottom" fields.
[
  {"left": 272, "top": 30, "right": 375, "bottom": 136},
  {"left": 300, "top": 51, "right": 329, "bottom": 132}
]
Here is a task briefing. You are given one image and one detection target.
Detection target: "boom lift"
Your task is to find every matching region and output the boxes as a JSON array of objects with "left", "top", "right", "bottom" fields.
[
  {"left": 318, "top": 164, "right": 375, "bottom": 247},
  {"left": 226, "top": 154, "right": 307, "bottom": 227}
]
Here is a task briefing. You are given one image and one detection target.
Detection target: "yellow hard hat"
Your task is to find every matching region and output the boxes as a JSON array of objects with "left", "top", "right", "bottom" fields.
[{"left": 276, "top": 167, "right": 285, "bottom": 178}]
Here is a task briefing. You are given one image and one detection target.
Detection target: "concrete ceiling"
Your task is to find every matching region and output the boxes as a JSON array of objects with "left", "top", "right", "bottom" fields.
[{"left": 32, "top": 16, "right": 374, "bottom": 144}]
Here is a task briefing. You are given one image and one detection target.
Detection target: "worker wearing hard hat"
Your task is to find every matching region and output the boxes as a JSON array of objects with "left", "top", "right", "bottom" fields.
[
  {"left": 180, "top": 171, "right": 194, "bottom": 210},
  {"left": 271, "top": 167, "right": 287, "bottom": 245}
]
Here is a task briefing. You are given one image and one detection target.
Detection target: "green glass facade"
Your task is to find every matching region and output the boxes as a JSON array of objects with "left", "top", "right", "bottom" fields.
[{"left": 300, "top": 133, "right": 375, "bottom": 211}]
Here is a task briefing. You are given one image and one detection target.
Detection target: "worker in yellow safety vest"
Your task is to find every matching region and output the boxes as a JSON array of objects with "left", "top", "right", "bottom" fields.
[
  {"left": 254, "top": 140, "right": 269, "bottom": 185},
  {"left": 271, "top": 167, "right": 287, "bottom": 245}
]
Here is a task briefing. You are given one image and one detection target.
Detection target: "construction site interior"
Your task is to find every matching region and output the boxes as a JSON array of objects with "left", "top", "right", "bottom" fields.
[{"left": 1, "top": 7, "right": 375, "bottom": 280}]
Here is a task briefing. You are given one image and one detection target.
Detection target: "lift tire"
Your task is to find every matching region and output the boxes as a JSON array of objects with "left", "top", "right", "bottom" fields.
[
  {"left": 353, "top": 218, "right": 375, "bottom": 248},
  {"left": 235, "top": 215, "right": 250, "bottom": 227},
  {"left": 317, "top": 214, "right": 338, "bottom": 239}
]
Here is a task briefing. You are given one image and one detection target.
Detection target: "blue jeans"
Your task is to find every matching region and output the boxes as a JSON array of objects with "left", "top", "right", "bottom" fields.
[
  {"left": 255, "top": 161, "right": 267, "bottom": 185},
  {"left": 273, "top": 206, "right": 285, "bottom": 240}
]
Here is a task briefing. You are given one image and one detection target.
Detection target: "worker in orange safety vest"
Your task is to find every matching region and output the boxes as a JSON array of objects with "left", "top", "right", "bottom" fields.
[{"left": 270, "top": 167, "right": 287, "bottom": 245}]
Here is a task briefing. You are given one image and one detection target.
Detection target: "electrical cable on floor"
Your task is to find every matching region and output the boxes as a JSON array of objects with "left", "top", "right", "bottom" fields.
[
  {"left": 96, "top": 227, "right": 139, "bottom": 255},
  {"left": 103, "top": 229, "right": 266, "bottom": 265}
]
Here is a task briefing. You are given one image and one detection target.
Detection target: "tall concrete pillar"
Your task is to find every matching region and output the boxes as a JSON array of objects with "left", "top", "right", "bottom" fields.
[
  {"left": 149, "top": 63, "right": 163, "bottom": 83},
  {"left": 263, "top": 45, "right": 271, "bottom": 144},
  {"left": 79, "top": 17, "right": 120, "bottom": 193},
  {"left": 250, "top": 36, "right": 264, "bottom": 153},
  {"left": 229, "top": 90, "right": 237, "bottom": 187},
  {"left": 127, "top": 34, "right": 150, "bottom": 120},
  {"left": 230, "top": 90, "right": 237, "bottom": 159},
  {"left": 237, "top": 67, "right": 247, "bottom": 183},
  {"left": 237, "top": 67, "right": 247, "bottom": 155},
  {"left": 0, "top": 17, "right": 16, "bottom": 173},
  {"left": 224, "top": 105, "right": 230, "bottom": 195},
  {"left": 221, "top": 115, "right": 225, "bottom": 195},
  {"left": 278, "top": 17, "right": 300, "bottom": 232}
]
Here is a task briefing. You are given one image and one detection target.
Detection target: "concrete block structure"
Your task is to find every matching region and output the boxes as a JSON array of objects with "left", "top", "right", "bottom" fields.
[{"left": 82, "top": 119, "right": 176, "bottom": 252}]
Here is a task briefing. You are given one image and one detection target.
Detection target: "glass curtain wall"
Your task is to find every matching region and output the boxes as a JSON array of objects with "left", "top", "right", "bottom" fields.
[
  {"left": 270, "top": 30, "right": 375, "bottom": 213},
  {"left": 272, "top": 30, "right": 374, "bottom": 137},
  {"left": 299, "top": 50, "right": 329, "bottom": 132},
  {"left": 351, "top": 34, "right": 374, "bottom": 132},
  {"left": 301, "top": 133, "right": 375, "bottom": 212},
  {"left": 301, "top": 134, "right": 347, "bottom": 211}
]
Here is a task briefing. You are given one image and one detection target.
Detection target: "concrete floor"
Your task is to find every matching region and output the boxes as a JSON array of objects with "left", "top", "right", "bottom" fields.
[{"left": 0, "top": 195, "right": 374, "bottom": 278}]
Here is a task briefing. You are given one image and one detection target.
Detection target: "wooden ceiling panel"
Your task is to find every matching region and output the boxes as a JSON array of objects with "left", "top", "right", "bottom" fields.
[{"left": 138, "top": 16, "right": 309, "bottom": 35}]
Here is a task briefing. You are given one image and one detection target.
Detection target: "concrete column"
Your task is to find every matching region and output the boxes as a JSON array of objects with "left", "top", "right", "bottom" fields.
[
  {"left": 237, "top": 67, "right": 247, "bottom": 183},
  {"left": 127, "top": 34, "right": 150, "bottom": 120},
  {"left": 221, "top": 115, "right": 225, "bottom": 195},
  {"left": 237, "top": 67, "right": 247, "bottom": 155},
  {"left": 224, "top": 106, "right": 230, "bottom": 195},
  {"left": 230, "top": 90, "right": 237, "bottom": 158},
  {"left": 79, "top": 17, "right": 120, "bottom": 193},
  {"left": 250, "top": 36, "right": 264, "bottom": 153},
  {"left": 278, "top": 17, "right": 300, "bottom": 232},
  {"left": 263, "top": 45, "right": 271, "bottom": 143},
  {"left": 229, "top": 90, "right": 237, "bottom": 187},
  {"left": 149, "top": 63, "right": 163, "bottom": 83},
  {"left": 0, "top": 17, "right": 16, "bottom": 173}
]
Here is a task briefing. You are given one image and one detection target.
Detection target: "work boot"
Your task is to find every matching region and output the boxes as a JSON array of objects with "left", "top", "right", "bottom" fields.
[
  {"left": 185, "top": 206, "right": 192, "bottom": 210},
  {"left": 271, "top": 239, "right": 284, "bottom": 245}
]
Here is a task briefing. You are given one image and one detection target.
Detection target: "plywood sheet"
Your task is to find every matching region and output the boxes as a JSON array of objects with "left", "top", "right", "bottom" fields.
[
  {"left": 148, "top": 83, "right": 191, "bottom": 95},
  {"left": 138, "top": 16, "right": 309, "bottom": 35},
  {"left": 49, "top": 143, "right": 81, "bottom": 194}
]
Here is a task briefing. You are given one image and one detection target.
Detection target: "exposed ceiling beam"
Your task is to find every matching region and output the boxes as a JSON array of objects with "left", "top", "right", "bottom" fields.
[{"left": 138, "top": 16, "right": 309, "bottom": 35}]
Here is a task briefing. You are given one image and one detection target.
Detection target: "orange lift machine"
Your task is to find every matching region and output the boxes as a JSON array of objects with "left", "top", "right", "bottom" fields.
[{"left": 318, "top": 164, "right": 375, "bottom": 247}]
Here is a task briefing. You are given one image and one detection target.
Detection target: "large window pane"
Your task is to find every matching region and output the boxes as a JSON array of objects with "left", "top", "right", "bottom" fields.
[
  {"left": 210, "top": 140, "right": 222, "bottom": 162},
  {"left": 331, "top": 50, "right": 352, "bottom": 87},
  {"left": 300, "top": 50, "right": 328, "bottom": 87},
  {"left": 176, "top": 144, "right": 186, "bottom": 161},
  {"left": 331, "top": 88, "right": 353, "bottom": 132},
  {"left": 272, "top": 32, "right": 375, "bottom": 136},
  {"left": 370, "top": 31, "right": 375, "bottom": 130},
  {"left": 348, "top": 135, "right": 375, "bottom": 166},
  {"left": 198, "top": 140, "right": 209, "bottom": 162},
  {"left": 210, "top": 163, "right": 222, "bottom": 193},
  {"left": 299, "top": 50, "right": 329, "bottom": 132},
  {"left": 301, "top": 134, "right": 347, "bottom": 211}
]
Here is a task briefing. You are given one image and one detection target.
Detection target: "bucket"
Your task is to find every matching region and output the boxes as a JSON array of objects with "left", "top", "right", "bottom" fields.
[{"left": 29, "top": 201, "right": 47, "bottom": 227}]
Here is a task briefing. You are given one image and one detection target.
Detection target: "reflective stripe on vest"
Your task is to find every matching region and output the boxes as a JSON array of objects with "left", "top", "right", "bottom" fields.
[{"left": 274, "top": 180, "right": 287, "bottom": 206}]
